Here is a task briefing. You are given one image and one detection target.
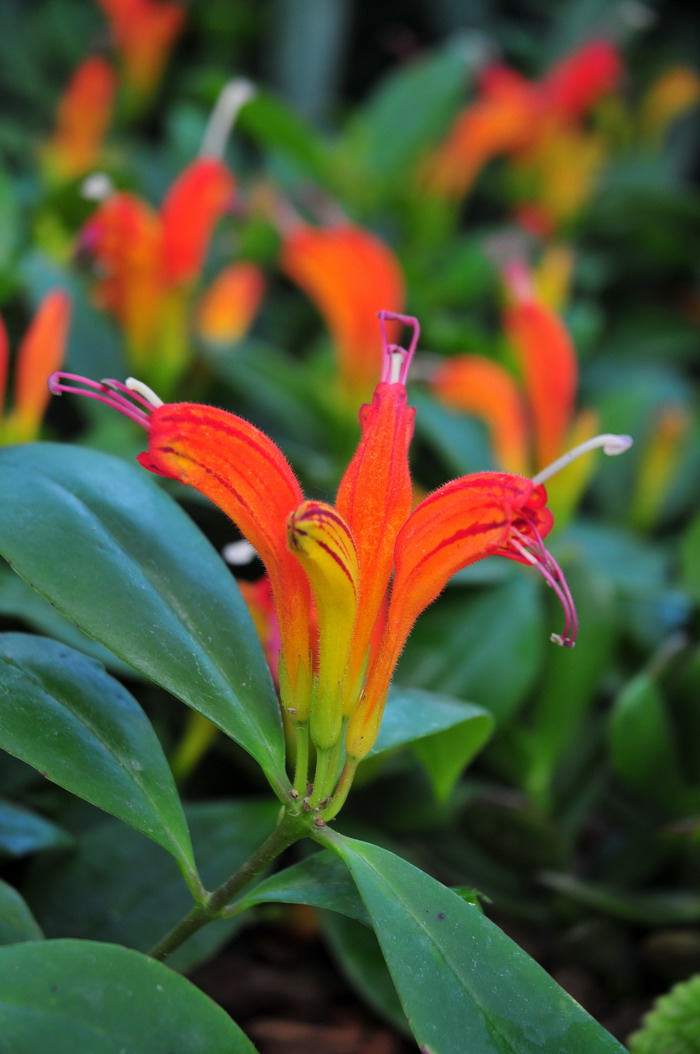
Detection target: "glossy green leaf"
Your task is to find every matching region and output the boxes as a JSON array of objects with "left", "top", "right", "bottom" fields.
[
  {"left": 0, "top": 563, "right": 133, "bottom": 678},
  {"left": 0, "top": 798, "right": 72, "bottom": 859},
  {"left": 399, "top": 576, "right": 545, "bottom": 724},
  {"left": 371, "top": 687, "right": 493, "bottom": 801},
  {"left": 0, "top": 634, "right": 195, "bottom": 880},
  {"left": 0, "top": 444, "right": 287, "bottom": 796},
  {"left": 322, "top": 911, "right": 408, "bottom": 1035},
  {"left": 25, "top": 800, "right": 279, "bottom": 973},
  {"left": 0, "top": 939, "right": 257, "bottom": 1053},
  {"left": 321, "top": 833, "right": 627, "bottom": 1053},
  {"left": 236, "top": 849, "right": 368, "bottom": 925},
  {"left": 0, "top": 881, "right": 43, "bottom": 946}
]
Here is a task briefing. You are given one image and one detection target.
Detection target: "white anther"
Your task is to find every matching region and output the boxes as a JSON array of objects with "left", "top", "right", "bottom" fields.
[
  {"left": 125, "top": 377, "right": 164, "bottom": 407},
  {"left": 532, "top": 433, "right": 633, "bottom": 487},
  {"left": 199, "top": 78, "right": 256, "bottom": 159}
]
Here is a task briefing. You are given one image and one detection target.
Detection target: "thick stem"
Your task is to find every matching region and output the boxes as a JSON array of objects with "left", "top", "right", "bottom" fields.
[
  {"left": 309, "top": 738, "right": 343, "bottom": 809},
  {"left": 148, "top": 808, "right": 308, "bottom": 962}
]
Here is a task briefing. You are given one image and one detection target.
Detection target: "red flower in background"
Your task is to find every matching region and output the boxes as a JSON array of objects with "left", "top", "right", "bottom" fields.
[
  {"left": 95, "top": 0, "right": 185, "bottom": 106},
  {"left": 43, "top": 57, "right": 115, "bottom": 181}
]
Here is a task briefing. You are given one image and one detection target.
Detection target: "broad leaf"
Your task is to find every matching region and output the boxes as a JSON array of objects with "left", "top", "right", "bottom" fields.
[
  {"left": 322, "top": 833, "right": 627, "bottom": 1054},
  {"left": 0, "top": 798, "right": 72, "bottom": 858},
  {"left": 371, "top": 687, "right": 493, "bottom": 801},
  {"left": 25, "top": 800, "right": 279, "bottom": 973},
  {"left": 0, "top": 939, "right": 257, "bottom": 1053},
  {"left": 0, "top": 881, "right": 43, "bottom": 945},
  {"left": 236, "top": 849, "right": 368, "bottom": 925},
  {"left": 0, "top": 634, "right": 195, "bottom": 882},
  {"left": 0, "top": 444, "right": 287, "bottom": 796}
]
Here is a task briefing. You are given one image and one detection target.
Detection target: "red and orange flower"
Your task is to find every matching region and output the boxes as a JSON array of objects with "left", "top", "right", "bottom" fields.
[{"left": 49, "top": 311, "right": 630, "bottom": 817}]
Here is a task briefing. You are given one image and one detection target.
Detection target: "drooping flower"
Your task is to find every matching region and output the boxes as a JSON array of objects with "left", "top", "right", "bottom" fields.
[
  {"left": 280, "top": 224, "right": 405, "bottom": 402},
  {"left": 42, "top": 57, "right": 116, "bottom": 182},
  {"left": 77, "top": 158, "right": 235, "bottom": 390},
  {"left": 95, "top": 0, "right": 185, "bottom": 109},
  {"left": 196, "top": 263, "right": 266, "bottom": 345},
  {"left": 50, "top": 312, "right": 630, "bottom": 817},
  {"left": 1, "top": 291, "right": 71, "bottom": 445}
]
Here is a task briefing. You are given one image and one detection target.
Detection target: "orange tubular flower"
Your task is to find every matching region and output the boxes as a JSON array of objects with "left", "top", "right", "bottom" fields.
[
  {"left": 424, "top": 39, "right": 621, "bottom": 228},
  {"left": 280, "top": 224, "right": 405, "bottom": 402},
  {"left": 50, "top": 312, "right": 631, "bottom": 817},
  {"left": 77, "top": 158, "right": 235, "bottom": 387},
  {"left": 96, "top": 0, "right": 185, "bottom": 106},
  {"left": 197, "top": 263, "right": 265, "bottom": 345},
  {"left": 43, "top": 57, "right": 115, "bottom": 181},
  {"left": 1, "top": 291, "right": 71, "bottom": 445},
  {"left": 431, "top": 259, "right": 579, "bottom": 479}
]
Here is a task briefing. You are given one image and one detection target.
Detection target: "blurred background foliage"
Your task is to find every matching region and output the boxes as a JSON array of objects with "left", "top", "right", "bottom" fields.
[{"left": 0, "top": 0, "right": 699, "bottom": 1046}]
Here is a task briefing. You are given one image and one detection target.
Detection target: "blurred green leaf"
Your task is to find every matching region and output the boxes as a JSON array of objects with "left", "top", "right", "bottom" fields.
[
  {"left": 370, "top": 686, "right": 493, "bottom": 800},
  {"left": 681, "top": 514, "right": 700, "bottom": 603},
  {"left": 0, "top": 939, "right": 257, "bottom": 1053},
  {"left": 238, "top": 91, "right": 330, "bottom": 181},
  {"left": 542, "top": 872, "right": 700, "bottom": 926},
  {"left": 398, "top": 576, "right": 545, "bottom": 724},
  {"left": 322, "top": 911, "right": 408, "bottom": 1034},
  {"left": 0, "top": 798, "right": 72, "bottom": 859}
]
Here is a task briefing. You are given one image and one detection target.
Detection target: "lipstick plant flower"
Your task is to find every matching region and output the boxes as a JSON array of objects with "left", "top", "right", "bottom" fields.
[
  {"left": 424, "top": 40, "right": 621, "bottom": 234},
  {"left": 77, "top": 158, "right": 235, "bottom": 392},
  {"left": 95, "top": 0, "right": 185, "bottom": 111},
  {"left": 280, "top": 223, "right": 405, "bottom": 402},
  {"left": 49, "top": 310, "right": 630, "bottom": 820},
  {"left": 42, "top": 57, "right": 116, "bottom": 183},
  {"left": 0, "top": 291, "right": 71, "bottom": 445}
]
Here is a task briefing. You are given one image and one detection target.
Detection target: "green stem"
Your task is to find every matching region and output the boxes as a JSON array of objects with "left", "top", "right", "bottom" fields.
[
  {"left": 293, "top": 722, "right": 310, "bottom": 797},
  {"left": 320, "top": 758, "right": 358, "bottom": 821},
  {"left": 148, "top": 808, "right": 308, "bottom": 962},
  {"left": 309, "top": 738, "right": 342, "bottom": 809}
]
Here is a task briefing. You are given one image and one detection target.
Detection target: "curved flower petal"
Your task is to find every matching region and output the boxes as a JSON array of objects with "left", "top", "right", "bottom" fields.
[
  {"left": 542, "top": 40, "right": 621, "bottom": 121},
  {"left": 346, "top": 472, "right": 554, "bottom": 759},
  {"left": 431, "top": 355, "right": 529, "bottom": 475},
  {"left": 139, "top": 402, "right": 312, "bottom": 711}
]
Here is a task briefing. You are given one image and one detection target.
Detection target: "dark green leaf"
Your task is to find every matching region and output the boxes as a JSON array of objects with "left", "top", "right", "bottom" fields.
[
  {"left": 0, "top": 881, "right": 43, "bottom": 945},
  {"left": 238, "top": 91, "right": 329, "bottom": 181},
  {"left": 681, "top": 513, "right": 700, "bottom": 603},
  {"left": 0, "top": 634, "right": 195, "bottom": 880},
  {"left": 371, "top": 687, "right": 493, "bottom": 801},
  {"left": 237, "top": 849, "right": 368, "bottom": 925},
  {"left": 323, "top": 833, "right": 626, "bottom": 1053},
  {"left": 0, "top": 798, "right": 72, "bottom": 858},
  {"left": 0, "top": 444, "right": 287, "bottom": 796},
  {"left": 0, "top": 939, "right": 257, "bottom": 1053},
  {"left": 25, "top": 800, "right": 279, "bottom": 973}
]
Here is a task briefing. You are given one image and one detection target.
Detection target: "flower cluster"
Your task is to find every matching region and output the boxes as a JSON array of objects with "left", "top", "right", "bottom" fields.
[{"left": 49, "top": 311, "right": 630, "bottom": 818}]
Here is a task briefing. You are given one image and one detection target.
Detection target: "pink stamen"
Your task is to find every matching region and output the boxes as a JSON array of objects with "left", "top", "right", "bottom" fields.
[
  {"left": 48, "top": 372, "right": 152, "bottom": 429},
  {"left": 378, "top": 310, "right": 420, "bottom": 386},
  {"left": 510, "top": 526, "right": 578, "bottom": 647}
]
